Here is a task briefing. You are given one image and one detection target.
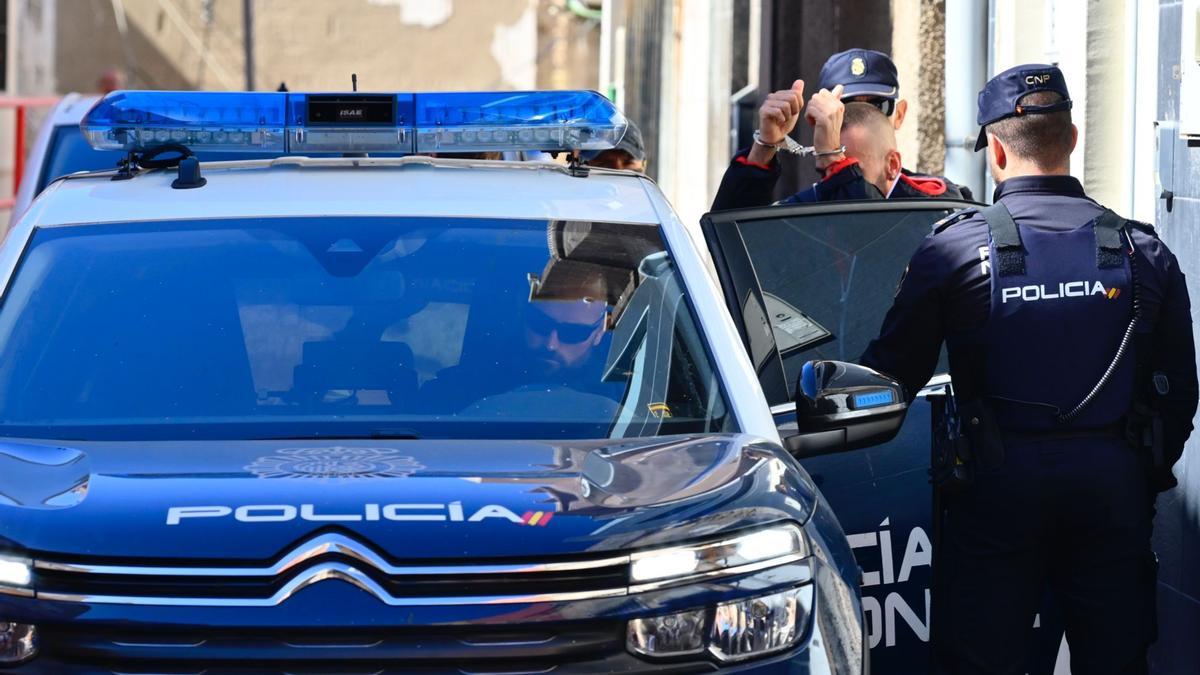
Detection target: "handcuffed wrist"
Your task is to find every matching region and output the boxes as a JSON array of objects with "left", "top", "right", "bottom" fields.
[
  {"left": 812, "top": 145, "right": 847, "bottom": 158},
  {"left": 753, "top": 130, "right": 785, "bottom": 148}
]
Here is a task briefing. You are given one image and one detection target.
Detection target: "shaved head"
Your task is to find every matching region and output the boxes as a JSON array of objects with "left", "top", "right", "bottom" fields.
[{"left": 840, "top": 102, "right": 900, "bottom": 195}]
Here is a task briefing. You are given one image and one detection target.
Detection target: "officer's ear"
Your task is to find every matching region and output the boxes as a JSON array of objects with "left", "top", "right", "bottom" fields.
[
  {"left": 886, "top": 148, "right": 903, "bottom": 180},
  {"left": 988, "top": 132, "right": 1008, "bottom": 170},
  {"left": 892, "top": 99, "right": 908, "bottom": 130},
  {"left": 1069, "top": 123, "right": 1079, "bottom": 154}
]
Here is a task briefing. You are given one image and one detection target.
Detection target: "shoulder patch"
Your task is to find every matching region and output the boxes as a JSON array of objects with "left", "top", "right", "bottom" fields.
[
  {"left": 898, "top": 172, "right": 948, "bottom": 196},
  {"left": 932, "top": 208, "right": 978, "bottom": 235}
]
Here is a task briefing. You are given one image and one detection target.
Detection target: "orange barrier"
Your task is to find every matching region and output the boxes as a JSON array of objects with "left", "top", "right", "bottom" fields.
[{"left": 0, "top": 96, "right": 61, "bottom": 210}]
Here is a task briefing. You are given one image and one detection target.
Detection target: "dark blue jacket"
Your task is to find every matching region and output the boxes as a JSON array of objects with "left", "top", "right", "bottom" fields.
[
  {"left": 860, "top": 175, "right": 1198, "bottom": 489},
  {"left": 710, "top": 148, "right": 973, "bottom": 211}
]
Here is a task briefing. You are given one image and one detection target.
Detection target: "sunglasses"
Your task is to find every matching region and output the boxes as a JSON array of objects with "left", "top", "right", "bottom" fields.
[
  {"left": 526, "top": 310, "right": 604, "bottom": 344},
  {"left": 847, "top": 96, "right": 897, "bottom": 117}
]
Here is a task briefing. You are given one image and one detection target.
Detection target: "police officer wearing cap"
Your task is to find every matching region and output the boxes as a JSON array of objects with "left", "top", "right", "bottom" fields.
[
  {"left": 712, "top": 48, "right": 972, "bottom": 210},
  {"left": 860, "top": 64, "right": 1197, "bottom": 674},
  {"left": 579, "top": 120, "right": 646, "bottom": 172}
]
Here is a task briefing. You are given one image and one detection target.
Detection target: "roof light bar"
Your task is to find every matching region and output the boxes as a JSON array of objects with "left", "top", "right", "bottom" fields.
[
  {"left": 81, "top": 90, "right": 627, "bottom": 156},
  {"left": 413, "top": 91, "right": 625, "bottom": 153},
  {"left": 80, "top": 91, "right": 288, "bottom": 153}
]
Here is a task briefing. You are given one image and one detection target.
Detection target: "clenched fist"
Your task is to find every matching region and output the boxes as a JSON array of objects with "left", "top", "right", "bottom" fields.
[
  {"left": 758, "top": 79, "right": 806, "bottom": 144},
  {"left": 806, "top": 84, "right": 847, "bottom": 169},
  {"left": 746, "top": 80, "right": 805, "bottom": 165}
]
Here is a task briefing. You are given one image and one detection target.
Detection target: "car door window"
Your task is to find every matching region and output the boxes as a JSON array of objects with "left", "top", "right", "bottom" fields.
[{"left": 702, "top": 201, "right": 975, "bottom": 405}]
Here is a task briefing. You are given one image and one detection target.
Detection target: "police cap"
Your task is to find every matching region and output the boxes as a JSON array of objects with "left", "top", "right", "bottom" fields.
[
  {"left": 973, "top": 63, "right": 1072, "bottom": 151},
  {"left": 818, "top": 49, "right": 899, "bottom": 99}
]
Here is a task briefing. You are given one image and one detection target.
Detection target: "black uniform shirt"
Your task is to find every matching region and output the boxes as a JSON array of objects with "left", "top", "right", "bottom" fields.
[{"left": 860, "top": 175, "right": 1198, "bottom": 484}]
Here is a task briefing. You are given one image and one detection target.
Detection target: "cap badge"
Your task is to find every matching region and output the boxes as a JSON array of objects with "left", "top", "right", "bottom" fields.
[{"left": 850, "top": 57, "right": 867, "bottom": 77}]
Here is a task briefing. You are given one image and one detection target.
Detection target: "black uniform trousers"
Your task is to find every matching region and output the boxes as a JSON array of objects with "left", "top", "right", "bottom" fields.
[{"left": 936, "top": 435, "right": 1156, "bottom": 675}]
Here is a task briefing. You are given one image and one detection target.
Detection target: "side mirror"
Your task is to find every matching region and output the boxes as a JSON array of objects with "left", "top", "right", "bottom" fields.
[{"left": 784, "top": 360, "right": 907, "bottom": 458}]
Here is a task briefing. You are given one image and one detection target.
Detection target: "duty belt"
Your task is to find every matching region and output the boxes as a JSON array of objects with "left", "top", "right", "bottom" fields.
[{"left": 998, "top": 422, "right": 1126, "bottom": 442}]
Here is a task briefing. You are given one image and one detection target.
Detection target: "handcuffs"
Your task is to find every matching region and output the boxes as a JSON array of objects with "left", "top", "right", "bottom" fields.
[{"left": 753, "top": 130, "right": 846, "bottom": 158}]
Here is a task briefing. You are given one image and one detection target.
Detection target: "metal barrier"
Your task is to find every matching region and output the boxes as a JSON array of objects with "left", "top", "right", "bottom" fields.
[{"left": 0, "top": 96, "right": 61, "bottom": 210}]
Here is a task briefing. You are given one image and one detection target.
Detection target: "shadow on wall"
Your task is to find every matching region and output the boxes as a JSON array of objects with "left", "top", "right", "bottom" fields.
[{"left": 56, "top": 0, "right": 200, "bottom": 92}]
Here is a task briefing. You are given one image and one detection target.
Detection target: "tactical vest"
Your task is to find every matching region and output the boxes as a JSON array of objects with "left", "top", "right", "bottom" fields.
[{"left": 955, "top": 202, "right": 1138, "bottom": 432}]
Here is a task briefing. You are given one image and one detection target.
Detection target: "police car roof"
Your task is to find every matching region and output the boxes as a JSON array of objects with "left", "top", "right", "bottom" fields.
[{"left": 22, "top": 157, "right": 663, "bottom": 228}]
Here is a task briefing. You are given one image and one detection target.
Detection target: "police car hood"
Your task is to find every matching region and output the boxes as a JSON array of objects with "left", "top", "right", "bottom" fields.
[{"left": 0, "top": 434, "right": 815, "bottom": 561}]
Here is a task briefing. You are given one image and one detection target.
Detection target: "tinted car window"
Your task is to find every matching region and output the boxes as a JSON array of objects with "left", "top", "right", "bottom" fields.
[
  {"left": 734, "top": 207, "right": 961, "bottom": 397},
  {"left": 0, "top": 217, "right": 730, "bottom": 441}
]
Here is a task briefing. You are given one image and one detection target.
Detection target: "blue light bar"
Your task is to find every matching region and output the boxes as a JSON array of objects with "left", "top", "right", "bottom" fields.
[
  {"left": 413, "top": 91, "right": 626, "bottom": 154},
  {"left": 81, "top": 90, "right": 628, "bottom": 156},
  {"left": 80, "top": 91, "right": 288, "bottom": 152}
]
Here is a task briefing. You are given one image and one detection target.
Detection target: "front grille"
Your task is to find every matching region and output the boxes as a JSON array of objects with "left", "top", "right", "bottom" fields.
[
  {"left": 26, "top": 532, "right": 695, "bottom": 670},
  {"left": 35, "top": 565, "right": 629, "bottom": 599},
  {"left": 31, "top": 531, "right": 633, "bottom": 606},
  {"left": 40, "top": 623, "right": 638, "bottom": 673}
]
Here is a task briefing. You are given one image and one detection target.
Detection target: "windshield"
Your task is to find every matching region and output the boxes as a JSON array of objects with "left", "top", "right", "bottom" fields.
[{"left": 0, "top": 217, "right": 731, "bottom": 441}]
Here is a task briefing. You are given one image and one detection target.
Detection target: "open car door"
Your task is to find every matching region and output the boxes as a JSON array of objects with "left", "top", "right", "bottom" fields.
[{"left": 699, "top": 199, "right": 1066, "bottom": 673}]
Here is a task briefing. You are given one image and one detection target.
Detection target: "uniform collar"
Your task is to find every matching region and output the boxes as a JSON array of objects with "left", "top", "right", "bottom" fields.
[
  {"left": 992, "top": 174, "right": 1085, "bottom": 202},
  {"left": 886, "top": 174, "right": 900, "bottom": 198}
]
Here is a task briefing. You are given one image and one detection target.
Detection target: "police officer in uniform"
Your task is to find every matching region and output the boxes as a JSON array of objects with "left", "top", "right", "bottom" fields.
[
  {"left": 860, "top": 64, "right": 1198, "bottom": 674},
  {"left": 712, "top": 48, "right": 972, "bottom": 210}
]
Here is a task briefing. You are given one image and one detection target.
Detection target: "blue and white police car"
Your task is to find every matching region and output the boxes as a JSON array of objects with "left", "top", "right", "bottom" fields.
[{"left": 0, "top": 89, "right": 916, "bottom": 672}]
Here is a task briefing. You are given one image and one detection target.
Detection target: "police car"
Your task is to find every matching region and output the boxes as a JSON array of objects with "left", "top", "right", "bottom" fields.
[{"left": 0, "top": 89, "right": 919, "bottom": 672}]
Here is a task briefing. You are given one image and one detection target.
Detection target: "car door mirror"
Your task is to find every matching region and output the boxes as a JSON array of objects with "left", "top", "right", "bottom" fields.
[{"left": 783, "top": 360, "right": 907, "bottom": 458}]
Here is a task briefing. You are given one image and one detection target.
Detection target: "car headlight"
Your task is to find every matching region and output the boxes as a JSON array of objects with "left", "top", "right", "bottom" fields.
[
  {"left": 709, "top": 586, "right": 812, "bottom": 661},
  {"left": 625, "top": 585, "right": 813, "bottom": 662},
  {"left": 0, "top": 556, "right": 31, "bottom": 589},
  {"left": 627, "top": 608, "right": 706, "bottom": 658},
  {"left": 629, "top": 524, "right": 807, "bottom": 587}
]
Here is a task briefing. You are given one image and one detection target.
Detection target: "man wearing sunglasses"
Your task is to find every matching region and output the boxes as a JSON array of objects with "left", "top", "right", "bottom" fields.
[
  {"left": 522, "top": 300, "right": 608, "bottom": 377},
  {"left": 712, "top": 48, "right": 974, "bottom": 210}
]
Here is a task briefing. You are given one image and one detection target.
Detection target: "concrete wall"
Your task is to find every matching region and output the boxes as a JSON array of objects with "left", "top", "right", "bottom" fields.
[
  {"left": 3, "top": 0, "right": 598, "bottom": 223},
  {"left": 891, "top": 0, "right": 946, "bottom": 176},
  {"left": 991, "top": 0, "right": 1090, "bottom": 188},
  {"left": 1, "top": 0, "right": 56, "bottom": 223},
  {"left": 1149, "top": 1, "right": 1200, "bottom": 671},
  {"left": 654, "top": 0, "right": 737, "bottom": 229},
  {"left": 52, "top": 0, "right": 597, "bottom": 94},
  {"left": 1082, "top": 0, "right": 1131, "bottom": 212},
  {"left": 12, "top": 0, "right": 55, "bottom": 94}
]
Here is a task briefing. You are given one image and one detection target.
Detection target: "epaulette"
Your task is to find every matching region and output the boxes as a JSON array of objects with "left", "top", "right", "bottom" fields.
[
  {"left": 1126, "top": 219, "right": 1159, "bottom": 239},
  {"left": 932, "top": 208, "right": 978, "bottom": 235}
]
